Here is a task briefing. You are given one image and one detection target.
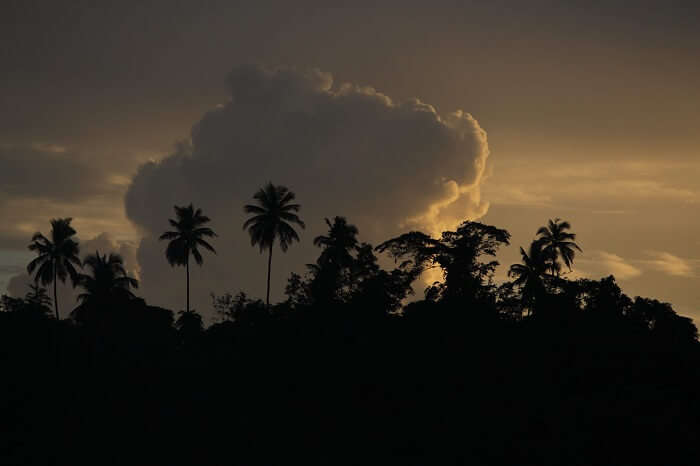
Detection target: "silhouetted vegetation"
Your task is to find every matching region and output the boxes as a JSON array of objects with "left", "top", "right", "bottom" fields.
[
  {"left": 2, "top": 210, "right": 699, "bottom": 465},
  {"left": 26, "top": 217, "right": 81, "bottom": 319},
  {"left": 71, "top": 251, "right": 139, "bottom": 326},
  {"left": 536, "top": 217, "right": 582, "bottom": 276},
  {"left": 160, "top": 204, "right": 217, "bottom": 312},
  {"left": 243, "top": 183, "right": 305, "bottom": 307}
]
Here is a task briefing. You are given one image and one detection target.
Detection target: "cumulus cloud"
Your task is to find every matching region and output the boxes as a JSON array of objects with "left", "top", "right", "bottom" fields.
[
  {"left": 576, "top": 251, "right": 643, "bottom": 280},
  {"left": 644, "top": 251, "right": 694, "bottom": 277},
  {"left": 125, "top": 65, "right": 491, "bottom": 316},
  {"left": 8, "top": 233, "right": 139, "bottom": 311}
]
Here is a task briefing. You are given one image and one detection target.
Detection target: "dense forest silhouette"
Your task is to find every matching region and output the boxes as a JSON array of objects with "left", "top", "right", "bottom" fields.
[{"left": 2, "top": 184, "right": 699, "bottom": 465}]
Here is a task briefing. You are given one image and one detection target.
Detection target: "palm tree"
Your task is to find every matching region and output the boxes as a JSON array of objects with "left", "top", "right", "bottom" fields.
[
  {"left": 27, "top": 218, "right": 82, "bottom": 320},
  {"left": 508, "top": 241, "right": 548, "bottom": 315},
  {"left": 309, "top": 216, "right": 360, "bottom": 303},
  {"left": 536, "top": 218, "right": 582, "bottom": 276},
  {"left": 243, "top": 183, "right": 305, "bottom": 308},
  {"left": 313, "top": 216, "right": 359, "bottom": 269},
  {"left": 77, "top": 251, "right": 138, "bottom": 307},
  {"left": 159, "top": 204, "right": 217, "bottom": 312}
]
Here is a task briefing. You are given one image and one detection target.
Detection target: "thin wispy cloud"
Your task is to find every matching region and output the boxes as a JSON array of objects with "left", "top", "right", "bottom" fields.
[
  {"left": 575, "top": 251, "right": 643, "bottom": 281},
  {"left": 485, "top": 186, "right": 553, "bottom": 207},
  {"left": 485, "top": 159, "right": 700, "bottom": 212},
  {"left": 643, "top": 251, "right": 696, "bottom": 278},
  {"left": 591, "top": 210, "right": 629, "bottom": 215}
]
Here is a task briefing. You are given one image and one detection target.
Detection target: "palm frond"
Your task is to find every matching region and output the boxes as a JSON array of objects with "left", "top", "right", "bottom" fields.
[
  {"left": 27, "top": 254, "right": 48, "bottom": 274},
  {"left": 280, "top": 189, "right": 295, "bottom": 204},
  {"left": 161, "top": 204, "right": 216, "bottom": 267},
  {"left": 64, "top": 261, "right": 81, "bottom": 287},
  {"left": 196, "top": 238, "right": 216, "bottom": 254},
  {"left": 280, "top": 202, "right": 301, "bottom": 212},
  {"left": 193, "top": 227, "right": 217, "bottom": 237},
  {"left": 243, "top": 204, "right": 266, "bottom": 214},
  {"left": 36, "top": 262, "right": 54, "bottom": 286},
  {"left": 191, "top": 247, "right": 204, "bottom": 265}
]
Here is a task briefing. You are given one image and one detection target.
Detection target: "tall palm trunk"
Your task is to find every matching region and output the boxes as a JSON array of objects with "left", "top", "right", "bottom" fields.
[
  {"left": 53, "top": 265, "right": 59, "bottom": 320},
  {"left": 266, "top": 246, "right": 272, "bottom": 309},
  {"left": 186, "top": 258, "right": 190, "bottom": 313}
]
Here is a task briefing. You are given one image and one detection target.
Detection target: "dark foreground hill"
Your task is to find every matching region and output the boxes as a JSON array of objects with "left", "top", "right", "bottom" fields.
[
  {"left": 4, "top": 218, "right": 699, "bottom": 465},
  {"left": 2, "top": 301, "right": 699, "bottom": 466}
]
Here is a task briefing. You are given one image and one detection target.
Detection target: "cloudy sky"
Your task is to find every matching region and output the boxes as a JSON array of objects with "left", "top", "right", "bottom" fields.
[{"left": 2, "top": 1, "right": 699, "bottom": 321}]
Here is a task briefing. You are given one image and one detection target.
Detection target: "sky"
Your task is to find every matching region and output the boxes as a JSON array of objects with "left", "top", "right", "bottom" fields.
[{"left": 2, "top": 1, "right": 699, "bottom": 321}]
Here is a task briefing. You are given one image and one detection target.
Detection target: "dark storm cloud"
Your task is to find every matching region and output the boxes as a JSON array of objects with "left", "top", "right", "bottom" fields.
[{"left": 125, "top": 65, "right": 490, "bottom": 316}]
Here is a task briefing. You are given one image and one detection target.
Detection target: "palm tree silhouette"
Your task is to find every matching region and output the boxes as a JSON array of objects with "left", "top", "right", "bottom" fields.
[
  {"left": 27, "top": 218, "right": 82, "bottom": 320},
  {"left": 160, "top": 204, "right": 217, "bottom": 312},
  {"left": 508, "top": 241, "right": 548, "bottom": 315},
  {"left": 77, "top": 251, "right": 138, "bottom": 307},
  {"left": 313, "top": 217, "right": 359, "bottom": 269},
  {"left": 536, "top": 218, "right": 582, "bottom": 276},
  {"left": 308, "top": 216, "right": 360, "bottom": 303},
  {"left": 243, "top": 183, "right": 305, "bottom": 308}
]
